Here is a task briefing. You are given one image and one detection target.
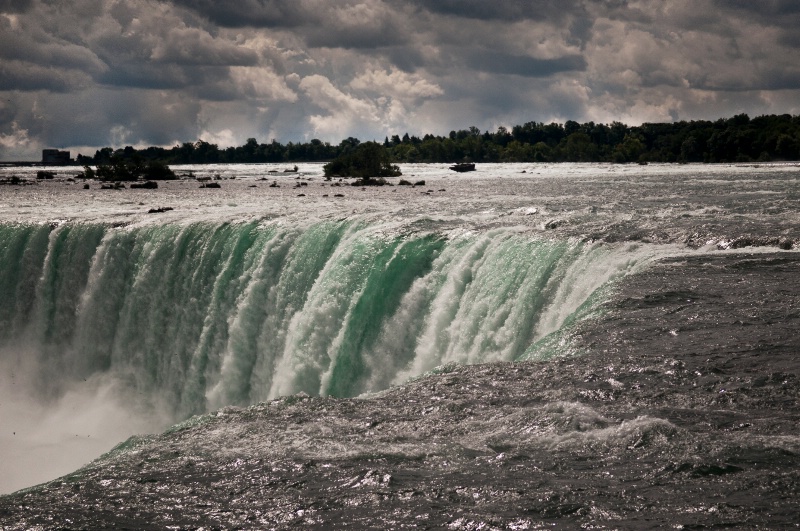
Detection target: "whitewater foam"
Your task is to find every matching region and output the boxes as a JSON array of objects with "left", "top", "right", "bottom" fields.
[{"left": 1, "top": 161, "right": 798, "bottom": 495}]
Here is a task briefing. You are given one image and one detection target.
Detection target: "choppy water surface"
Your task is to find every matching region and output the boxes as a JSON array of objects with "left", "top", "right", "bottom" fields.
[
  {"left": 1, "top": 162, "right": 798, "bottom": 247},
  {"left": 0, "top": 163, "right": 798, "bottom": 528}
]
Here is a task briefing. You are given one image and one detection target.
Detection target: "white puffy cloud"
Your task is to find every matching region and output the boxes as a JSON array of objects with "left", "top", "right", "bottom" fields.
[
  {"left": 298, "top": 68, "right": 445, "bottom": 140},
  {"left": 197, "top": 127, "right": 237, "bottom": 148},
  {"left": 299, "top": 74, "right": 380, "bottom": 139},
  {"left": 229, "top": 67, "right": 298, "bottom": 101},
  {"left": 0, "top": 122, "right": 33, "bottom": 151},
  {"left": 349, "top": 68, "right": 443, "bottom": 100}
]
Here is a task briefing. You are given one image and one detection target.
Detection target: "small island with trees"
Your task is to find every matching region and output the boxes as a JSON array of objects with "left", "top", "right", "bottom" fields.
[{"left": 322, "top": 141, "right": 402, "bottom": 184}]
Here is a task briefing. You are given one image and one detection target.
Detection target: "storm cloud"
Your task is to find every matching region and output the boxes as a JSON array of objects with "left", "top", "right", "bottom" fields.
[{"left": 1, "top": 0, "right": 799, "bottom": 159}]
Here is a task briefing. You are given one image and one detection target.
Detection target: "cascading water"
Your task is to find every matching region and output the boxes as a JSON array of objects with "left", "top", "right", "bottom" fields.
[
  {"left": 0, "top": 220, "right": 653, "bottom": 420},
  {"left": 3, "top": 163, "right": 799, "bottom": 526}
]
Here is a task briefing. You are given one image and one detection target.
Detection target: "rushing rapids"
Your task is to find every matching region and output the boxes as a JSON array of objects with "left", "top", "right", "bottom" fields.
[{"left": 1, "top": 162, "right": 799, "bottom": 527}]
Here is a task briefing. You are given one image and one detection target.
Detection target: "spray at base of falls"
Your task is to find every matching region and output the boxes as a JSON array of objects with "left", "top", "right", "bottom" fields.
[{"left": 0, "top": 220, "right": 660, "bottom": 421}]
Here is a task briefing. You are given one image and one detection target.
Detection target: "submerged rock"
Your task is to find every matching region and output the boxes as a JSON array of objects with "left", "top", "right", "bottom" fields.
[
  {"left": 0, "top": 176, "right": 31, "bottom": 186},
  {"left": 449, "top": 163, "right": 476, "bottom": 172}
]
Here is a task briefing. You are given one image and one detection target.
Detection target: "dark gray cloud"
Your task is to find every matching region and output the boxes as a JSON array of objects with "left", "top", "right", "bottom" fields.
[
  {"left": 303, "top": 19, "right": 407, "bottom": 50},
  {"left": 178, "top": 0, "right": 410, "bottom": 49},
  {"left": 172, "top": 0, "right": 311, "bottom": 28},
  {"left": 465, "top": 49, "right": 586, "bottom": 77},
  {"left": 721, "top": 0, "right": 800, "bottom": 17},
  {"left": 0, "top": 0, "right": 31, "bottom": 12},
  {"left": 1, "top": 0, "right": 799, "bottom": 159},
  {"left": 0, "top": 61, "right": 91, "bottom": 92},
  {"left": 412, "top": 0, "right": 582, "bottom": 22}
]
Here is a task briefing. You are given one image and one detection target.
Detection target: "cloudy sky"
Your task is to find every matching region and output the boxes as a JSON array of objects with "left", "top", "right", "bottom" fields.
[{"left": 2, "top": 0, "right": 800, "bottom": 160}]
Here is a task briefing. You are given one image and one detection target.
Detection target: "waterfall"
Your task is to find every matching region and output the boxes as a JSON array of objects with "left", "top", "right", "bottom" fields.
[{"left": 0, "top": 220, "right": 653, "bottom": 419}]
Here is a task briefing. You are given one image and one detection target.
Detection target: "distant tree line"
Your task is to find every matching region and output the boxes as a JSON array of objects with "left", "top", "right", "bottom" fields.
[{"left": 75, "top": 113, "right": 800, "bottom": 166}]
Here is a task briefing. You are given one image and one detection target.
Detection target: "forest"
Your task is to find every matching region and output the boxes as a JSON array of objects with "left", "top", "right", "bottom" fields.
[{"left": 75, "top": 113, "right": 800, "bottom": 166}]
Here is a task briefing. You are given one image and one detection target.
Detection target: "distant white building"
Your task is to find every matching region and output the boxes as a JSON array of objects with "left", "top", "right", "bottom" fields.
[{"left": 42, "top": 149, "right": 71, "bottom": 164}]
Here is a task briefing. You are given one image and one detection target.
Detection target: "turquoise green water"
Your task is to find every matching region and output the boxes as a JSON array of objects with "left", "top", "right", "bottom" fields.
[{"left": 0, "top": 221, "right": 653, "bottom": 418}]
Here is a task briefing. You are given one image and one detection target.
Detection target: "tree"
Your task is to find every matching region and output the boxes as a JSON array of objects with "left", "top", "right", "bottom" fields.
[
  {"left": 141, "top": 160, "right": 177, "bottom": 180},
  {"left": 95, "top": 154, "right": 175, "bottom": 181},
  {"left": 338, "top": 137, "right": 361, "bottom": 155},
  {"left": 528, "top": 142, "right": 549, "bottom": 162},
  {"left": 96, "top": 154, "right": 138, "bottom": 181},
  {"left": 679, "top": 136, "right": 702, "bottom": 162},
  {"left": 561, "top": 132, "right": 598, "bottom": 161},
  {"left": 776, "top": 134, "right": 800, "bottom": 159},
  {"left": 323, "top": 142, "right": 401, "bottom": 181},
  {"left": 612, "top": 134, "right": 646, "bottom": 163}
]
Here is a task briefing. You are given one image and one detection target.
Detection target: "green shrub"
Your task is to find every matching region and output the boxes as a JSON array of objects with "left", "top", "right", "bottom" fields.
[
  {"left": 95, "top": 156, "right": 176, "bottom": 181},
  {"left": 142, "top": 161, "right": 176, "bottom": 180},
  {"left": 323, "top": 142, "right": 401, "bottom": 179}
]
